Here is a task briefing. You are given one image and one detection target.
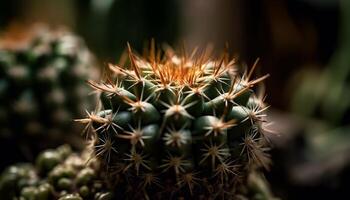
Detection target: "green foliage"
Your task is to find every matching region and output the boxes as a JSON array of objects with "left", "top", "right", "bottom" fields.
[{"left": 79, "top": 44, "right": 272, "bottom": 198}]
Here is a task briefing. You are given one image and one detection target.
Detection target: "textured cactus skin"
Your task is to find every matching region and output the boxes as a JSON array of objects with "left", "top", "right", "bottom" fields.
[
  {"left": 0, "top": 26, "right": 96, "bottom": 139},
  {"left": 79, "top": 44, "right": 271, "bottom": 199},
  {"left": 0, "top": 145, "right": 112, "bottom": 200}
]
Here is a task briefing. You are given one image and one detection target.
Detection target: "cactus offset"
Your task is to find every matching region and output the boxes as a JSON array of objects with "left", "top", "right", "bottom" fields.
[{"left": 79, "top": 43, "right": 272, "bottom": 199}]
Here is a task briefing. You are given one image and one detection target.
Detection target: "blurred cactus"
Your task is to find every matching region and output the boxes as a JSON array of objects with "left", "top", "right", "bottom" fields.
[
  {"left": 0, "top": 145, "right": 112, "bottom": 200},
  {"left": 77, "top": 43, "right": 274, "bottom": 198},
  {"left": 0, "top": 144, "right": 275, "bottom": 200},
  {"left": 0, "top": 25, "right": 97, "bottom": 140},
  {"left": 269, "top": 2, "right": 350, "bottom": 197}
]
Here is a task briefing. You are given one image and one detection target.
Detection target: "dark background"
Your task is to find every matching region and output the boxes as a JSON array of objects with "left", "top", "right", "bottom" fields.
[{"left": 1, "top": 0, "right": 348, "bottom": 199}]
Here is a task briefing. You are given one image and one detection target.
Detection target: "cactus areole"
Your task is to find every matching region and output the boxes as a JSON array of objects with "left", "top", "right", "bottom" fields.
[{"left": 78, "top": 43, "right": 272, "bottom": 199}]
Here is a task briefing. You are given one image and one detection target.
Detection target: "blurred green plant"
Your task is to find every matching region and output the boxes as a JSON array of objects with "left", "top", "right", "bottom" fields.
[
  {"left": 279, "top": 0, "right": 350, "bottom": 189},
  {"left": 291, "top": 0, "right": 350, "bottom": 126}
]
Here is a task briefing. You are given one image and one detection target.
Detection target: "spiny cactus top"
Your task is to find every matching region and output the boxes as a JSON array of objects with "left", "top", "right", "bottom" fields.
[
  {"left": 79, "top": 43, "right": 272, "bottom": 199},
  {"left": 0, "top": 25, "right": 97, "bottom": 138}
]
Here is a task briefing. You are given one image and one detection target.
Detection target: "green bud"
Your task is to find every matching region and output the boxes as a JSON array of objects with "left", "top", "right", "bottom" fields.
[
  {"left": 36, "top": 150, "right": 62, "bottom": 174},
  {"left": 58, "top": 194, "right": 83, "bottom": 200},
  {"left": 20, "top": 186, "right": 37, "bottom": 200},
  {"left": 37, "top": 183, "right": 51, "bottom": 200},
  {"left": 49, "top": 166, "right": 75, "bottom": 188},
  {"left": 57, "top": 178, "right": 72, "bottom": 190},
  {"left": 95, "top": 192, "right": 113, "bottom": 200},
  {"left": 76, "top": 168, "right": 95, "bottom": 186},
  {"left": 79, "top": 186, "right": 89, "bottom": 198}
]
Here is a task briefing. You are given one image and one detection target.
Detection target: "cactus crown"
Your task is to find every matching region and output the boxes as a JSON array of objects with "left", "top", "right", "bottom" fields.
[{"left": 80, "top": 43, "right": 271, "bottom": 199}]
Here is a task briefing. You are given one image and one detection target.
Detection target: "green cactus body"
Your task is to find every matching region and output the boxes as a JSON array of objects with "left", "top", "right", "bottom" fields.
[
  {"left": 79, "top": 44, "right": 271, "bottom": 199},
  {"left": 0, "top": 145, "right": 112, "bottom": 200},
  {"left": 0, "top": 25, "right": 96, "bottom": 139}
]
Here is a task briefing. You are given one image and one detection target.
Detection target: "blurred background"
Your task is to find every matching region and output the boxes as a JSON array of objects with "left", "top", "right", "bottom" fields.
[{"left": 0, "top": 0, "right": 349, "bottom": 199}]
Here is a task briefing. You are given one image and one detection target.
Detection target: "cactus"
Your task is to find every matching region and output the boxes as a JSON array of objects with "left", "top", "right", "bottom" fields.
[
  {"left": 78, "top": 43, "right": 272, "bottom": 199},
  {"left": 0, "top": 145, "right": 112, "bottom": 200},
  {"left": 0, "top": 25, "right": 97, "bottom": 140},
  {"left": 0, "top": 145, "right": 275, "bottom": 200}
]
